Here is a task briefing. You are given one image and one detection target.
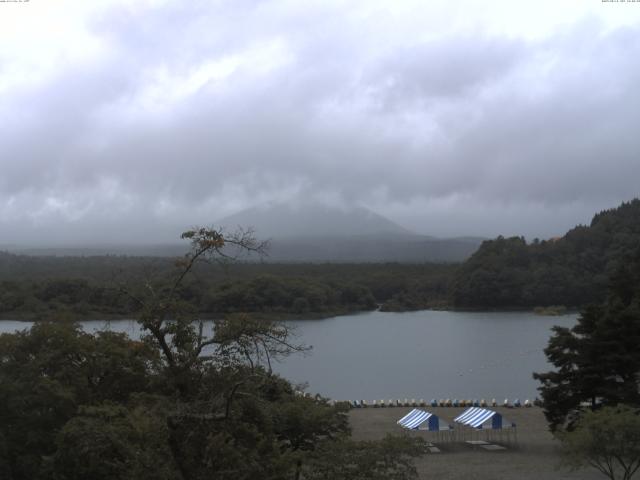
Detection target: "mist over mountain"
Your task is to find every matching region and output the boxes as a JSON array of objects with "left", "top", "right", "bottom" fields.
[
  {"left": 217, "top": 202, "right": 415, "bottom": 238},
  {"left": 218, "top": 202, "right": 483, "bottom": 262},
  {"left": 3, "top": 202, "right": 484, "bottom": 262}
]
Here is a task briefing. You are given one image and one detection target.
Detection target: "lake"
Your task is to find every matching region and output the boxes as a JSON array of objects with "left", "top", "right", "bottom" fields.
[{"left": 0, "top": 310, "right": 576, "bottom": 402}]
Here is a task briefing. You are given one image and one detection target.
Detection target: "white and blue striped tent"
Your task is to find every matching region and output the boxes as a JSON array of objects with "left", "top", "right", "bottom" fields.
[
  {"left": 397, "top": 409, "right": 444, "bottom": 431},
  {"left": 454, "top": 407, "right": 514, "bottom": 429}
]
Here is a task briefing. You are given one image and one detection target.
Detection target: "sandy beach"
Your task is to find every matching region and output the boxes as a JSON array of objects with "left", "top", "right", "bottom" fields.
[{"left": 349, "top": 406, "right": 602, "bottom": 480}]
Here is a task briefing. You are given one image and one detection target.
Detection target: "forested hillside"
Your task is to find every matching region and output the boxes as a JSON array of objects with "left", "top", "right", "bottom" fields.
[
  {"left": 2, "top": 199, "right": 639, "bottom": 317},
  {"left": 451, "top": 199, "right": 640, "bottom": 308},
  {"left": 0, "top": 255, "right": 455, "bottom": 320}
]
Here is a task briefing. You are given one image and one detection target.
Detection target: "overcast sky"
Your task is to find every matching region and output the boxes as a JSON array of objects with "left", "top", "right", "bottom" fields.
[{"left": 1, "top": 0, "right": 639, "bottom": 245}]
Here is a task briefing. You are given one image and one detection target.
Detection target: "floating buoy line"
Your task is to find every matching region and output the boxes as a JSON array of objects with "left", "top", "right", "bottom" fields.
[
  {"left": 294, "top": 393, "right": 540, "bottom": 409},
  {"left": 341, "top": 398, "right": 537, "bottom": 409}
]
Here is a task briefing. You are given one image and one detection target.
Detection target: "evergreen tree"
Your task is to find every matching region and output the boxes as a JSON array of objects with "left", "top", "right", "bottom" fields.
[
  {"left": 453, "top": 198, "right": 640, "bottom": 309},
  {"left": 534, "top": 249, "right": 640, "bottom": 431}
]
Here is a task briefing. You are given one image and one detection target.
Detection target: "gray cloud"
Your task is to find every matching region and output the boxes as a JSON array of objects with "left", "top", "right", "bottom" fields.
[
  {"left": 367, "top": 36, "right": 527, "bottom": 107},
  {"left": 0, "top": 2, "right": 639, "bottom": 244}
]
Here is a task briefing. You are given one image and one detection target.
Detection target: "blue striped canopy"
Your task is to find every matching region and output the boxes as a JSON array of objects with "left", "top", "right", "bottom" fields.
[
  {"left": 454, "top": 407, "right": 503, "bottom": 429},
  {"left": 397, "top": 409, "right": 440, "bottom": 431}
]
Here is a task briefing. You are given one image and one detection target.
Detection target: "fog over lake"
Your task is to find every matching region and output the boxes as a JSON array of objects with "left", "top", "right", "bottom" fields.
[{"left": 1, "top": 310, "right": 575, "bottom": 401}]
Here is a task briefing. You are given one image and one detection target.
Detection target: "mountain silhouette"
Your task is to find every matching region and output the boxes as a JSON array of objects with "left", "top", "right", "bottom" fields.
[
  {"left": 217, "top": 202, "right": 414, "bottom": 238},
  {"left": 217, "top": 202, "right": 482, "bottom": 262}
]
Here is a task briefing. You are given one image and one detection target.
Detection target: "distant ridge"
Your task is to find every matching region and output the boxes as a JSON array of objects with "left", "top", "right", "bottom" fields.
[
  {"left": 261, "top": 235, "right": 482, "bottom": 263},
  {"left": 216, "top": 202, "right": 482, "bottom": 263},
  {"left": 217, "top": 202, "right": 414, "bottom": 238},
  {"left": 1, "top": 244, "right": 188, "bottom": 257},
  {"left": 1, "top": 203, "right": 485, "bottom": 263}
]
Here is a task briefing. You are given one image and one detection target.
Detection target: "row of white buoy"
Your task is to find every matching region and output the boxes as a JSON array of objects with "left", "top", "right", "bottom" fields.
[{"left": 344, "top": 398, "right": 536, "bottom": 408}]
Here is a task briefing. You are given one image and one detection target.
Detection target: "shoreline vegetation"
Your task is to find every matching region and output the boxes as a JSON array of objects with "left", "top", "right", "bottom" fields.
[
  {"left": 0, "top": 199, "right": 638, "bottom": 322},
  {"left": 0, "top": 308, "right": 374, "bottom": 323},
  {"left": 0, "top": 261, "right": 454, "bottom": 321},
  {"left": 0, "top": 305, "right": 578, "bottom": 323},
  {"left": 0, "top": 257, "right": 582, "bottom": 322}
]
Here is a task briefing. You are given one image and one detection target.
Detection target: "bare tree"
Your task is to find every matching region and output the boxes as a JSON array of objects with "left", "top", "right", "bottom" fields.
[{"left": 119, "top": 226, "right": 306, "bottom": 398}]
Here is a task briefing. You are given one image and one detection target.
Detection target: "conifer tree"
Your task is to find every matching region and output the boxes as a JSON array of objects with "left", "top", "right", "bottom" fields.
[{"left": 534, "top": 249, "right": 640, "bottom": 431}]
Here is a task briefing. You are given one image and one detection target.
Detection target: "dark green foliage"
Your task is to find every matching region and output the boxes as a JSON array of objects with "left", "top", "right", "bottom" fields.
[
  {"left": 304, "top": 434, "right": 424, "bottom": 480},
  {"left": 0, "top": 321, "right": 418, "bottom": 480},
  {"left": 0, "top": 257, "right": 457, "bottom": 319},
  {"left": 0, "top": 313, "right": 418, "bottom": 480},
  {"left": 559, "top": 405, "right": 640, "bottom": 480},
  {"left": 52, "top": 402, "right": 178, "bottom": 480},
  {"left": 379, "top": 274, "right": 451, "bottom": 311},
  {"left": 452, "top": 199, "right": 640, "bottom": 308},
  {"left": 0, "top": 323, "right": 160, "bottom": 479},
  {"left": 0, "top": 228, "right": 423, "bottom": 479},
  {"left": 0, "top": 278, "right": 135, "bottom": 320},
  {"left": 271, "top": 393, "right": 350, "bottom": 452},
  {"left": 205, "top": 275, "right": 376, "bottom": 315},
  {"left": 0, "top": 431, "right": 10, "bottom": 480},
  {"left": 534, "top": 248, "right": 640, "bottom": 431}
]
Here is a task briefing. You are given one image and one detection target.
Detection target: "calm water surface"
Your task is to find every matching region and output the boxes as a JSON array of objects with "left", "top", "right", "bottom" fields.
[{"left": 1, "top": 310, "right": 576, "bottom": 401}]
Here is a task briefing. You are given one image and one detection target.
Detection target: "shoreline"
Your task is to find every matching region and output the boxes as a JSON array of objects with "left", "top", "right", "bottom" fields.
[
  {"left": 349, "top": 407, "right": 600, "bottom": 480},
  {"left": 0, "top": 306, "right": 578, "bottom": 323}
]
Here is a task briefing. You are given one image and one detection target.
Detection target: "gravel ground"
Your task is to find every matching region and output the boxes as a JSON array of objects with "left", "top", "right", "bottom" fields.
[{"left": 348, "top": 406, "right": 603, "bottom": 480}]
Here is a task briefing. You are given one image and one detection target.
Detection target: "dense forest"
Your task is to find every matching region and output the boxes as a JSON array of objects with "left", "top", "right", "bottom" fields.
[
  {"left": 1, "top": 199, "right": 639, "bottom": 319},
  {"left": 0, "top": 229, "right": 423, "bottom": 480},
  {"left": 0, "top": 255, "right": 455, "bottom": 320},
  {"left": 451, "top": 199, "right": 640, "bottom": 309}
]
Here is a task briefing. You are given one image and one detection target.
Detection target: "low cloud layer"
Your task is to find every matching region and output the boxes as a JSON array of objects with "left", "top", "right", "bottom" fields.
[{"left": 1, "top": 0, "right": 639, "bottom": 244}]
